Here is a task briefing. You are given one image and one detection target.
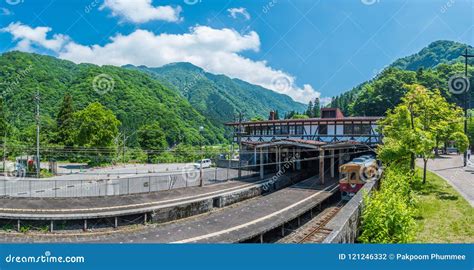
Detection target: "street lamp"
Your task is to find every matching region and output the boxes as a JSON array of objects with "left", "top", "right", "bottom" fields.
[{"left": 199, "top": 126, "right": 204, "bottom": 187}]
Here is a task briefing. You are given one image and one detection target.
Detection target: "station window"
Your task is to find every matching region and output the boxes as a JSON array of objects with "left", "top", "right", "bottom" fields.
[
  {"left": 319, "top": 125, "right": 328, "bottom": 135},
  {"left": 275, "top": 126, "right": 281, "bottom": 135},
  {"left": 343, "top": 124, "right": 353, "bottom": 135},
  {"left": 289, "top": 126, "right": 295, "bottom": 135},
  {"left": 344, "top": 124, "right": 372, "bottom": 135},
  {"left": 266, "top": 126, "right": 273, "bottom": 135},
  {"left": 296, "top": 125, "right": 304, "bottom": 135}
]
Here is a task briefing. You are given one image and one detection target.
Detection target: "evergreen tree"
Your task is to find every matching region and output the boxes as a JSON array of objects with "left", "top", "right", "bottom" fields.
[
  {"left": 274, "top": 110, "right": 280, "bottom": 120},
  {"left": 306, "top": 101, "right": 313, "bottom": 117},
  {"left": 56, "top": 94, "right": 75, "bottom": 146},
  {"left": 312, "top": 98, "right": 321, "bottom": 118}
]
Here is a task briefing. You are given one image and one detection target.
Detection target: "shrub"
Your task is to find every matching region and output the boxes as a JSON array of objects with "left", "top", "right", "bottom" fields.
[{"left": 359, "top": 167, "right": 417, "bottom": 243}]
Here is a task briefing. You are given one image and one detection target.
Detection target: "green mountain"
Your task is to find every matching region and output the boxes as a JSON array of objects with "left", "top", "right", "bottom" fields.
[
  {"left": 0, "top": 51, "right": 225, "bottom": 147},
  {"left": 125, "top": 63, "right": 307, "bottom": 124},
  {"left": 330, "top": 40, "right": 473, "bottom": 116},
  {"left": 391, "top": 40, "right": 470, "bottom": 71}
]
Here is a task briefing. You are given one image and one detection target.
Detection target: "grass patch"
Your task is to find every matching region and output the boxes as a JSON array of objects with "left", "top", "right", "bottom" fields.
[{"left": 412, "top": 169, "right": 474, "bottom": 243}]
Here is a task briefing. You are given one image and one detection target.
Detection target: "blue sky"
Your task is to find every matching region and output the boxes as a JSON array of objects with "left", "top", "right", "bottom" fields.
[{"left": 0, "top": 0, "right": 473, "bottom": 104}]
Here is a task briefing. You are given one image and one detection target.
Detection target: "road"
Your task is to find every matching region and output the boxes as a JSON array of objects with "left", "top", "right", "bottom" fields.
[{"left": 417, "top": 154, "right": 474, "bottom": 207}]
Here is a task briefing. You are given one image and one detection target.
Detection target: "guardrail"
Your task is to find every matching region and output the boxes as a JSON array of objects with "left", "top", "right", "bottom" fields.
[{"left": 0, "top": 168, "right": 258, "bottom": 198}]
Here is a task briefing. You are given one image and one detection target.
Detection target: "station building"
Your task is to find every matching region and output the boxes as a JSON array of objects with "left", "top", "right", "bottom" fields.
[{"left": 225, "top": 108, "right": 383, "bottom": 183}]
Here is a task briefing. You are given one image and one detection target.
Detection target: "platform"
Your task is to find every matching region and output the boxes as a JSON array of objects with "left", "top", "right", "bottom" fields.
[
  {"left": 0, "top": 176, "right": 271, "bottom": 220},
  {"left": 0, "top": 175, "right": 337, "bottom": 243}
]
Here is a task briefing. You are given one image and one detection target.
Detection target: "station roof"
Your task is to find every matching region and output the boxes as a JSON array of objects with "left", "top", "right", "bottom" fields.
[
  {"left": 225, "top": 116, "right": 383, "bottom": 126},
  {"left": 241, "top": 138, "right": 372, "bottom": 150}
]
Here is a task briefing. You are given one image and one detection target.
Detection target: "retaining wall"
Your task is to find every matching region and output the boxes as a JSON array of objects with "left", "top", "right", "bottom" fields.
[{"left": 322, "top": 180, "right": 379, "bottom": 243}]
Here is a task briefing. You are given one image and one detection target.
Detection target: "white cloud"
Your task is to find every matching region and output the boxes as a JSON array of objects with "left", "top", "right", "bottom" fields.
[
  {"left": 1, "top": 8, "right": 12, "bottom": 16},
  {"left": 100, "top": 0, "right": 182, "bottom": 23},
  {"left": 1, "top": 22, "right": 69, "bottom": 52},
  {"left": 227, "top": 7, "right": 250, "bottom": 20},
  {"left": 3, "top": 22, "right": 321, "bottom": 103}
]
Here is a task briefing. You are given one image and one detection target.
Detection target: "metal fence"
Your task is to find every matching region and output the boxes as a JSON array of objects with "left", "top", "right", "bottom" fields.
[{"left": 0, "top": 167, "right": 259, "bottom": 198}]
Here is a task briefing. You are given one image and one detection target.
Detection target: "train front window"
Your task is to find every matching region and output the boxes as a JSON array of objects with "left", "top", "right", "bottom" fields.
[{"left": 350, "top": 172, "right": 357, "bottom": 181}]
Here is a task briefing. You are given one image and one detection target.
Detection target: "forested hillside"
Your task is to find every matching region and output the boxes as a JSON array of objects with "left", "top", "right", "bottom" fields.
[
  {"left": 330, "top": 40, "right": 473, "bottom": 116},
  {"left": 125, "top": 63, "right": 307, "bottom": 125},
  {"left": 391, "top": 40, "right": 469, "bottom": 71},
  {"left": 0, "top": 51, "right": 225, "bottom": 149}
]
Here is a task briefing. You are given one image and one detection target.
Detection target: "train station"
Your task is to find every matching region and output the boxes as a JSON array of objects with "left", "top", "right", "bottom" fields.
[
  {"left": 0, "top": 108, "right": 385, "bottom": 243},
  {"left": 226, "top": 108, "right": 383, "bottom": 183}
]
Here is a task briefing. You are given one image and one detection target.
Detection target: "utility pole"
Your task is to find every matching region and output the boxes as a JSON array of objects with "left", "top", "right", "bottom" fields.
[
  {"left": 122, "top": 131, "right": 126, "bottom": 164},
  {"left": 35, "top": 88, "right": 40, "bottom": 178},
  {"left": 3, "top": 131, "right": 6, "bottom": 175},
  {"left": 237, "top": 112, "right": 244, "bottom": 179},
  {"left": 199, "top": 126, "right": 204, "bottom": 187},
  {"left": 461, "top": 47, "right": 474, "bottom": 167}
]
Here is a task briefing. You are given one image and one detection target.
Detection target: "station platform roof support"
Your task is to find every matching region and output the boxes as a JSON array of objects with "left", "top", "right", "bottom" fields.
[{"left": 240, "top": 139, "right": 375, "bottom": 184}]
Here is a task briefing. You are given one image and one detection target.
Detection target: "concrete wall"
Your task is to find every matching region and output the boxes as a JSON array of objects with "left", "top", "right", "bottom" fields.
[
  {"left": 151, "top": 199, "right": 214, "bottom": 223},
  {"left": 322, "top": 180, "right": 378, "bottom": 243},
  {"left": 150, "top": 174, "right": 298, "bottom": 224}
]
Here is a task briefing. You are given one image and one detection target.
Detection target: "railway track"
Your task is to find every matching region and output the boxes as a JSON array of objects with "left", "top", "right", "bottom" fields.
[{"left": 281, "top": 201, "right": 344, "bottom": 243}]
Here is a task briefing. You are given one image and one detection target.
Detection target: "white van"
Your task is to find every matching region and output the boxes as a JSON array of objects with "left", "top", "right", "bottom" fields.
[{"left": 194, "top": 159, "right": 212, "bottom": 169}]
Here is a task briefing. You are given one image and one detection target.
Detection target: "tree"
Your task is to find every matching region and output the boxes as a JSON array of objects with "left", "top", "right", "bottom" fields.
[
  {"left": 312, "top": 98, "right": 321, "bottom": 118},
  {"left": 250, "top": 116, "right": 264, "bottom": 121},
  {"left": 378, "top": 84, "right": 468, "bottom": 183},
  {"left": 291, "top": 114, "right": 309, "bottom": 119},
  {"left": 73, "top": 102, "right": 120, "bottom": 148},
  {"left": 56, "top": 94, "right": 75, "bottom": 146},
  {"left": 138, "top": 122, "right": 168, "bottom": 161},
  {"left": 306, "top": 101, "right": 313, "bottom": 117}
]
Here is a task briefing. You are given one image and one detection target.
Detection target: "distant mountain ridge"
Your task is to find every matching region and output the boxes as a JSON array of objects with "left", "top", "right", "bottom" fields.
[
  {"left": 330, "top": 40, "right": 473, "bottom": 116},
  {"left": 125, "top": 63, "right": 307, "bottom": 125},
  {"left": 391, "top": 40, "right": 472, "bottom": 71},
  {"left": 0, "top": 51, "right": 225, "bottom": 146}
]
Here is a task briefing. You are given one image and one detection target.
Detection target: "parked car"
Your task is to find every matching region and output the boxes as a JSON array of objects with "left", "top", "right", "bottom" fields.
[
  {"left": 446, "top": 147, "right": 458, "bottom": 154},
  {"left": 194, "top": 159, "right": 212, "bottom": 169}
]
